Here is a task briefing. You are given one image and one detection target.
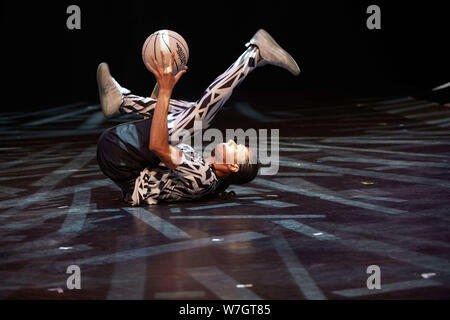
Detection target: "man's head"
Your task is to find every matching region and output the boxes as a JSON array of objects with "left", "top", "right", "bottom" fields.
[{"left": 211, "top": 140, "right": 259, "bottom": 184}]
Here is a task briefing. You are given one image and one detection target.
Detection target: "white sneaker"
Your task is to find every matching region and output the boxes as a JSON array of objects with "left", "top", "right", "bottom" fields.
[
  {"left": 97, "top": 63, "right": 129, "bottom": 117},
  {"left": 246, "top": 29, "right": 300, "bottom": 76}
]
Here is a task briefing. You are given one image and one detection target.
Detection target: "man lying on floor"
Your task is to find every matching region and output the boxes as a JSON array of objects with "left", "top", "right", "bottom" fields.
[{"left": 96, "top": 29, "right": 300, "bottom": 206}]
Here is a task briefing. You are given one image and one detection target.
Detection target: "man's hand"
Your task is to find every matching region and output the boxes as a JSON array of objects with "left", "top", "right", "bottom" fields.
[{"left": 146, "top": 51, "right": 187, "bottom": 94}]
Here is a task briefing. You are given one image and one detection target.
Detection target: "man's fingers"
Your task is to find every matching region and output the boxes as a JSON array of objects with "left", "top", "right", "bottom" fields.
[
  {"left": 170, "top": 52, "right": 175, "bottom": 71},
  {"left": 174, "top": 66, "right": 188, "bottom": 83},
  {"left": 160, "top": 50, "right": 166, "bottom": 70},
  {"left": 150, "top": 55, "right": 161, "bottom": 73},
  {"left": 146, "top": 62, "right": 158, "bottom": 76}
]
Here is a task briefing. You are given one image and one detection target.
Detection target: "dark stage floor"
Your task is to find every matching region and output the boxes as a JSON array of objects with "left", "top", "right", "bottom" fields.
[{"left": 1, "top": 93, "right": 450, "bottom": 299}]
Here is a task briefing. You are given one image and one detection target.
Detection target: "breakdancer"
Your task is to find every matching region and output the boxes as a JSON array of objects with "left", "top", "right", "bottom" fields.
[{"left": 96, "top": 29, "right": 300, "bottom": 205}]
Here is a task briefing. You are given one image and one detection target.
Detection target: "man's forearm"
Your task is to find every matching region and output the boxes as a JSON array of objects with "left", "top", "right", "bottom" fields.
[
  {"left": 149, "top": 89, "right": 171, "bottom": 154},
  {"left": 144, "top": 84, "right": 159, "bottom": 120},
  {"left": 146, "top": 51, "right": 187, "bottom": 169}
]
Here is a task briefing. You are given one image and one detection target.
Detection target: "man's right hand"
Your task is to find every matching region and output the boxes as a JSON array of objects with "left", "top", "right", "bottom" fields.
[{"left": 146, "top": 50, "right": 187, "bottom": 95}]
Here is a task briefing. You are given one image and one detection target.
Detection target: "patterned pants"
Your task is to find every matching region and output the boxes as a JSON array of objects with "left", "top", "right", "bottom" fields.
[{"left": 119, "top": 45, "right": 261, "bottom": 141}]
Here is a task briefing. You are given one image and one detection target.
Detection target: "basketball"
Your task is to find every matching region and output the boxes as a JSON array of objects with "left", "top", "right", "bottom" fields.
[{"left": 142, "top": 30, "right": 189, "bottom": 74}]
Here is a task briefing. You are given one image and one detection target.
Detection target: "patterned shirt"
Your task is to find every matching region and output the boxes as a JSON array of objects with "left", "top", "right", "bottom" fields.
[{"left": 131, "top": 144, "right": 218, "bottom": 205}]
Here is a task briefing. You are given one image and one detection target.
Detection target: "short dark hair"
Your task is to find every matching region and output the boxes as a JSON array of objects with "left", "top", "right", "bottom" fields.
[
  {"left": 212, "top": 151, "right": 260, "bottom": 200},
  {"left": 223, "top": 162, "right": 260, "bottom": 185}
]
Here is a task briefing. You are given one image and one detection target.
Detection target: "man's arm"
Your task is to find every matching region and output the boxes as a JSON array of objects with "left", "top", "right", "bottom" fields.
[
  {"left": 143, "top": 84, "right": 159, "bottom": 120},
  {"left": 146, "top": 51, "right": 187, "bottom": 170}
]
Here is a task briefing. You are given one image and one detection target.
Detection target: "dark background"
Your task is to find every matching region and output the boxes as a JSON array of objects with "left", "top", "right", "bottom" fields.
[{"left": 1, "top": 0, "right": 449, "bottom": 111}]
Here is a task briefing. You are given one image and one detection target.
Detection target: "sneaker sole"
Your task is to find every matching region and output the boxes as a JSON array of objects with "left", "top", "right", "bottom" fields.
[
  {"left": 96, "top": 63, "right": 117, "bottom": 117},
  {"left": 252, "top": 29, "right": 300, "bottom": 76}
]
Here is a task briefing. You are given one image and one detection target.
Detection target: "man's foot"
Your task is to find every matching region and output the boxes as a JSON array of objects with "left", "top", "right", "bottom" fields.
[
  {"left": 246, "top": 29, "right": 300, "bottom": 76},
  {"left": 97, "top": 63, "right": 126, "bottom": 117}
]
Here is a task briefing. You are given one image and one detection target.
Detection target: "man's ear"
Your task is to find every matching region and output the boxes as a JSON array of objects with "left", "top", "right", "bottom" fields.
[{"left": 227, "top": 164, "right": 240, "bottom": 173}]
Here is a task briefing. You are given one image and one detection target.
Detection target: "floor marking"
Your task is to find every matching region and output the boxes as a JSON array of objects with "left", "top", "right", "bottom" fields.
[
  {"left": 106, "top": 246, "right": 147, "bottom": 300},
  {"left": 274, "top": 220, "right": 339, "bottom": 240},
  {"left": 6, "top": 102, "right": 89, "bottom": 120},
  {"left": 424, "top": 117, "right": 450, "bottom": 125},
  {"left": 0, "top": 146, "right": 96, "bottom": 218},
  {"left": 91, "top": 208, "right": 121, "bottom": 213},
  {"left": 58, "top": 187, "right": 92, "bottom": 233},
  {"left": 316, "top": 221, "right": 450, "bottom": 274},
  {"left": 333, "top": 279, "right": 442, "bottom": 297},
  {"left": 238, "top": 196, "right": 264, "bottom": 200},
  {"left": 350, "top": 195, "right": 407, "bottom": 203},
  {"left": 275, "top": 172, "right": 342, "bottom": 177},
  {"left": 0, "top": 238, "right": 67, "bottom": 255},
  {"left": 0, "top": 244, "right": 92, "bottom": 265},
  {"left": 279, "top": 147, "right": 321, "bottom": 152},
  {"left": 72, "top": 172, "right": 104, "bottom": 178},
  {"left": 170, "top": 214, "right": 326, "bottom": 220},
  {"left": 386, "top": 103, "right": 438, "bottom": 114},
  {"left": 228, "top": 185, "right": 272, "bottom": 195},
  {"left": 0, "top": 128, "right": 105, "bottom": 141},
  {"left": 368, "top": 165, "right": 410, "bottom": 171},
  {"left": 24, "top": 105, "right": 99, "bottom": 126},
  {"left": 89, "top": 215, "right": 124, "bottom": 223},
  {"left": 366, "top": 130, "right": 450, "bottom": 136},
  {"left": 319, "top": 156, "right": 450, "bottom": 168},
  {"left": 1, "top": 235, "right": 27, "bottom": 242},
  {"left": 272, "top": 236, "right": 326, "bottom": 300},
  {"left": 321, "top": 220, "right": 450, "bottom": 249},
  {"left": 123, "top": 207, "right": 191, "bottom": 240},
  {"left": 373, "top": 97, "right": 415, "bottom": 106},
  {"left": 78, "top": 111, "right": 106, "bottom": 130},
  {"left": 320, "top": 138, "right": 450, "bottom": 145},
  {"left": 253, "top": 178, "right": 406, "bottom": 215},
  {"left": 372, "top": 100, "right": 422, "bottom": 111},
  {"left": 333, "top": 122, "right": 428, "bottom": 133},
  {"left": 278, "top": 141, "right": 449, "bottom": 159},
  {"left": 278, "top": 158, "right": 450, "bottom": 189},
  {"left": 253, "top": 200, "right": 298, "bottom": 208},
  {"left": 186, "top": 202, "right": 240, "bottom": 211},
  {"left": 0, "top": 143, "right": 70, "bottom": 170},
  {"left": 438, "top": 121, "right": 450, "bottom": 128},
  {"left": 59, "top": 232, "right": 267, "bottom": 266},
  {"left": 0, "top": 186, "right": 27, "bottom": 196},
  {"left": 185, "top": 266, "right": 262, "bottom": 300},
  {"left": 0, "top": 179, "right": 112, "bottom": 211},
  {"left": 32, "top": 145, "right": 96, "bottom": 187},
  {"left": 0, "top": 163, "right": 64, "bottom": 173}
]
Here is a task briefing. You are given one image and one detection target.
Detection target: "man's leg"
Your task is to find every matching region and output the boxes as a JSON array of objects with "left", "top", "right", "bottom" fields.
[
  {"left": 97, "top": 62, "right": 192, "bottom": 118},
  {"left": 96, "top": 45, "right": 260, "bottom": 141},
  {"left": 141, "top": 29, "right": 300, "bottom": 140},
  {"left": 98, "top": 29, "right": 300, "bottom": 138},
  {"left": 120, "top": 94, "right": 191, "bottom": 118},
  {"left": 167, "top": 45, "right": 261, "bottom": 140}
]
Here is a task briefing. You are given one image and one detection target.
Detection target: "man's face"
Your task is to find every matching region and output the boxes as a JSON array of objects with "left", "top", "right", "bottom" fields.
[{"left": 213, "top": 140, "right": 249, "bottom": 164}]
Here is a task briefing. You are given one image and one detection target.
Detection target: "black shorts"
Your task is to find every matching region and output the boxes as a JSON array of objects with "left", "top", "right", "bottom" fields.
[{"left": 96, "top": 119, "right": 161, "bottom": 196}]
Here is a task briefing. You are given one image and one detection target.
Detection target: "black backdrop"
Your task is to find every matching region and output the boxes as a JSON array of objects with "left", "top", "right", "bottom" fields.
[{"left": 1, "top": 0, "right": 449, "bottom": 111}]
